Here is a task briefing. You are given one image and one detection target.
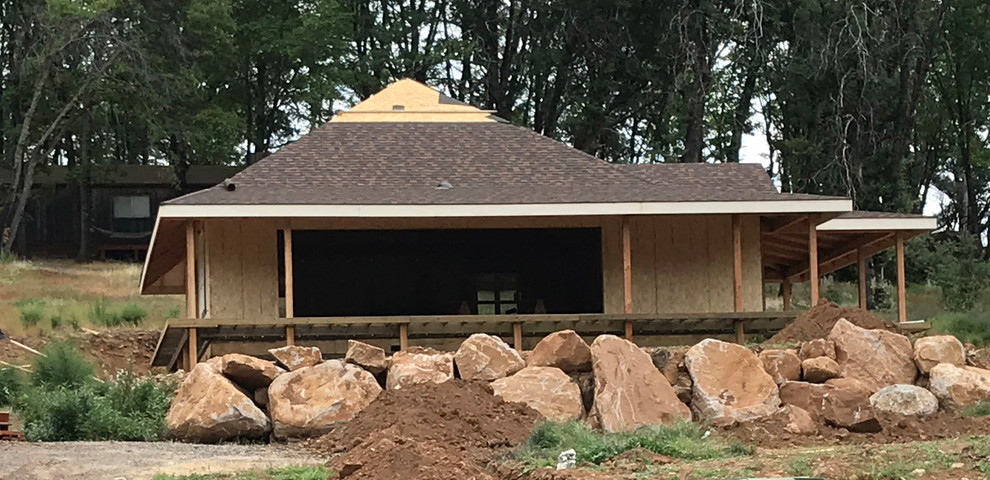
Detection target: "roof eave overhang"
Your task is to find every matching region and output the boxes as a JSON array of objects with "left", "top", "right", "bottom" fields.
[
  {"left": 818, "top": 216, "right": 937, "bottom": 232},
  {"left": 157, "top": 198, "right": 853, "bottom": 218}
]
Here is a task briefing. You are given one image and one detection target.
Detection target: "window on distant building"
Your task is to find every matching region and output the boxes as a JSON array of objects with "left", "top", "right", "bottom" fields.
[{"left": 112, "top": 195, "right": 152, "bottom": 233}]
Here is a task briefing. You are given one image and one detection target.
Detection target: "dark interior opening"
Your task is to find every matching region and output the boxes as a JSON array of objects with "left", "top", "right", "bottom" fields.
[{"left": 292, "top": 228, "right": 603, "bottom": 317}]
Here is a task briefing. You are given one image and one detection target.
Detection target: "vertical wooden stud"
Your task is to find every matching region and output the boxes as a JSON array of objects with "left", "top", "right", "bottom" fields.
[
  {"left": 896, "top": 233, "right": 907, "bottom": 324},
  {"left": 621, "top": 216, "right": 633, "bottom": 341},
  {"left": 782, "top": 279, "right": 792, "bottom": 312},
  {"left": 283, "top": 229, "right": 295, "bottom": 345},
  {"left": 399, "top": 324, "right": 409, "bottom": 351},
  {"left": 513, "top": 322, "right": 523, "bottom": 351},
  {"left": 858, "top": 247, "right": 868, "bottom": 310},
  {"left": 185, "top": 221, "right": 198, "bottom": 367},
  {"left": 808, "top": 215, "right": 820, "bottom": 306},
  {"left": 732, "top": 215, "right": 745, "bottom": 344}
]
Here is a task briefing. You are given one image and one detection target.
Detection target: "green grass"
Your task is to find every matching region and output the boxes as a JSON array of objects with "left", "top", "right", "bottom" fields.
[
  {"left": 930, "top": 311, "right": 990, "bottom": 346},
  {"left": 150, "top": 466, "right": 331, "bottom": 480},
  {"left": 0, "top": 367, "right": 24, "bottom": 406},
  {"left": 961, "top": 402, "right": 990, "bottom": 418},
  {"left": 512, "top": 421, "right": 750, "bottom": 469},
  {"left": 786, "top": 453, "right": 814, "bottom": 476}
]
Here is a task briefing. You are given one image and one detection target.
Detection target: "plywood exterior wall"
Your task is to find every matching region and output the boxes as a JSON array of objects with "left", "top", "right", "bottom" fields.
[
  {"left": 602, "top": 215, "right": 763, "bottom": 314},
  {"left": 204, "top": 219, "right": 279, "bottom": 319}
]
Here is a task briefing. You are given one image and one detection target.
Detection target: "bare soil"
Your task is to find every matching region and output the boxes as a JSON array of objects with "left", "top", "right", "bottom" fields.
[
  {"left": 0, "top": 330, "right": 158, "bottom": 377},
  {"left": 0, "top": 441, "right": 324, "bottom": 480},
  {"left": 766, "top": 300, "right": 891, "bottom": 344},
  {"left": 305, "top": 379, "right": 541, "bottom": 480}
]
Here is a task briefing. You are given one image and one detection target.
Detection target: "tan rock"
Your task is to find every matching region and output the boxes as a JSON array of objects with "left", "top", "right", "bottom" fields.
[
  {"left": 253, "top": 387, "right": 269, "bottom": 407},
  {"left": 782, "top": 405, "right": 818, "bottom": 435},
  {"left": 166, "top": 363, "right": 270, "bottom": 443},
  {"left": 386, "top": 347, "right": 454, "bottom": 390},
  {"left": 673, "top": 372, "right": 693, "bottom": 405},
  {"left": 929, "top": 363, "right": 990, "bottom": 409},
  {"left": 589, "top": 335, "right": 690, "bottom": 432},
  {"left": 802, "top": 356, "right": 840, "bottom": 383},
  {"left": 779, "top": 381, "right": 833, "bottom": 422},
  {"left": 528, "top": 330, "right": 593, "bottom": 373},
  {"left": 454, "top": 333, "right": 525, "bottom": 381},
  {"left": 221, "top": 353, "right": 284, "bottom": 390},
  {"left": 869, "top": 384, "right": 938, "bottom": 416},
  {"left": 914, "top": 336, "right": 965, "bottom": 375},
  {"left": 799, "top": 339, "right": 836, "bottom": 360},
  {"left": 491, "top": 366, "right": 584, "bottom": 421},
  {"left": 822, "top": 377, "right": 879, "bottom": 432},
  {"left": 268, "top": 360, "right": 382, "bottom": 439},
  {"left": 268, "top": 345, "right": 322, "bottom": 371},
  {"left": 345, "top": 340, "right": 389, "bottom": 375},
  {"left": 759, "top": 349, "right": 802, "bottom": 384},
  {"left": 685, "top": 339, "right": 780, "bottom": 423},
  {"left": 828, "top": 318, "right": 916, "bottom": 392}
]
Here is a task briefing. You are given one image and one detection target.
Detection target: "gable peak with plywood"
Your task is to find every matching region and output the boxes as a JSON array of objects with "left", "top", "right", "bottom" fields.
[{"left": 332, "top": 79, "right": 501, "bottom": 123}]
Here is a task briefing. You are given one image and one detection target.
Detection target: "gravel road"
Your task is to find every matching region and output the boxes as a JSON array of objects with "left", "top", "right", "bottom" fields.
[{"left": 0, "top": 441, "right": 325, "bottom": 480}]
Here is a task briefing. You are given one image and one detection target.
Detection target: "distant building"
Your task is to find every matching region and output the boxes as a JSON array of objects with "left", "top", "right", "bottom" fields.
[{"left": 1, "top": 165, "right": 240, "bottom": 260}]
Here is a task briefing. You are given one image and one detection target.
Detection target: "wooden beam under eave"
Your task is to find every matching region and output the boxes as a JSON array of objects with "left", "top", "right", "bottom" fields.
[
  {"left": 185, "top": 221, "right": 198, "bottom": 368},
  {"left": 808, "top": 215, "right": 820, "bottom": 306},
  {"left": 283, "top": 229, "right": 295, "bottom": 346},
  {"left": 765, "top": 215, "right": 811, "bottom": 235},
  {"left": 858, "top": 247, "right": 868, "bottom": 310},
  {"left": 621, "top": 216, "right": 633, "bottom": 341},
  {"left": 732, "top": 215, "right": 745, "bottom": 344},
  {"left": 896, "top": 233, "right": 907, "bottom": 324}
]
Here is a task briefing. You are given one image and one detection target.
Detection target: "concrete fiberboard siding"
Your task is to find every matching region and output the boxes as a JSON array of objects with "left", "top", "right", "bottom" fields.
[
  {"left": 205, "top": 219, "right": 279, "bottom": 319},
  {"left": 603, "top": 214, "right": 763, "bottom": 314}
]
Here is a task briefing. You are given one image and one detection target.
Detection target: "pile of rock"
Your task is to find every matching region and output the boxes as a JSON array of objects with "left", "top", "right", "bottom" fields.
[{"left": 164, "top": 319, "right": 990, "bottom": 443}]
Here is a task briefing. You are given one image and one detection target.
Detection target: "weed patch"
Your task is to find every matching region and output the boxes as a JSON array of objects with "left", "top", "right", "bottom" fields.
[
  {"left": 150, "top": 466, "right": 331, "bottom": 480},
  {"left": 16, "top": 298, "right": 45, "bottom": 328},
  {"left": 513, "top": 421, "right": 749, "bottom": 469},
  {"left": 962, "top": 402, "right": 990, "bottom": 418},
  {"left": 31, "top": 341, "right": 95, "bottom": 388},
  {"left": 0, "top": 367, "right": 24, "bottom": 406}
]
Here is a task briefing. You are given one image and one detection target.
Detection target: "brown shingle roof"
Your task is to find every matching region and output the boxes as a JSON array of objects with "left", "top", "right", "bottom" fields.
[{"left": 169, "top": 122, "right": 845, "bottom": 206}]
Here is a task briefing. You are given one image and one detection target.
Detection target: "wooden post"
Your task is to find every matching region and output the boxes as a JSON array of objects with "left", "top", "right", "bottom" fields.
[
  {"left": 283, "top": 229, "right": 295, "bottom": 346},
  {"left": 185, "top": 221, "right": 198, "bottom": 367},
  {"left": 808, "top": 215, "right": 819, "bottom": 306},
  {"left": 513, "top": 322, "right": 523, "bottom": 351},
  {"left": 399, "top": 324, "right": 409, "bottom": 351},
  {"left": 732, "top": 215, "right": 745, "bottom": 344},
  {"left": 896, "top": 233, "right": 907, "bottom": 324},
  {"left": 858, "top": 247, "right": 868, "bottom": 310},
  {"left": 621, "top": 216, "right": 634, "bottom": 341},
  {"left": 782, "top": 279, "right": 792, "bottom": 312}
]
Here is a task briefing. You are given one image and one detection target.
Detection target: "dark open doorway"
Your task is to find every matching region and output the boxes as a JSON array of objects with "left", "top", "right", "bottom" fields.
[{"left": 290, "top": 228, "right": 603, "bottom": 317}]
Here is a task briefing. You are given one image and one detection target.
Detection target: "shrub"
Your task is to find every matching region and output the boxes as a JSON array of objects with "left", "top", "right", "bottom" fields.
[
  {"left": 68, "top": 316, "right": 81, "bottom": 331},
  {"left": 930, "top": 311, "right": 990, "bottom": 346},
  {"left": 16, "top": 298, "right": 46, "bottom": 328},
  {"left": 14, "top": 371, "right": 177, "bottom": 442},
  {"left": 164, "top": 306, "right": 181, "bottom": 319},
  {"left": 514, "top": 421, "right": 750, "bottom": 468},
  {"left": 119, "top": 302, "right": 147, "bottom": 326},
  {"left": 89, "top": 297, "right": 123, "bottom": 327},
  {"left": 49, "top": 314, "right": 64, "bottom": 330},
  {"left": 31, "top": 341, "right": 95, "bottom": 388},
  {"left": 0, "top": 367, "right": 24, "bottom": 406}
]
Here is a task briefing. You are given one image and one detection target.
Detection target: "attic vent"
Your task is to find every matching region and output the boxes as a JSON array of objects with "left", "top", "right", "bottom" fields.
[
  {"left": 436, "top": 181, "right": 453, "bottom": 190},
  {"left": 392, "top": 104, "right": 405, "bottom": 111}
]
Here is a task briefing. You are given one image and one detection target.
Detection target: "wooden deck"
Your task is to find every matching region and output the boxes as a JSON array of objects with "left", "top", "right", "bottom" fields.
[{"left": 151, "top": 311, "right": 799, "bottom": 369}]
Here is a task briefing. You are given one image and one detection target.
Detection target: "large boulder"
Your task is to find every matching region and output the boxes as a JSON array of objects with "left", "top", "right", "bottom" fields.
[
  {"left": 454, "top": 333, "right": 525, "bottom": 381},
  {"left": 386, "top": 347, "right": 455, "bottom": 390},
  {"left": 759, "top": 349, "right": 802, "bottom": 384},
  {"left": 781, "top": 405, "right": 818, "bottom": 435},
  {"left": 166, "top": 363, "right": 271, "bottom": 443},
  {"left": 220, "top": 353, "right": 284, "bottom": 390},
  {"left": 528, "top": 330, "right": 593, "bottom": 373},
  {"left": 929, "top": 363, "right": 990, "bottom": 409},
  {"left": 685, "top": 339, "right": 780, "bottom": 423},
  {"left": 491, "top": 366, "right": 584, "bottom": 421},
  {"left": 345, "top": 340, "right": 389, "bottom": 375},
  {"left": 779, "top": 381, "right": 833, "bottom": 422},
  {"left": 827, "top": 318, "right": 916, "bottom": 392},
  {"left": 268, "top": 360, "right": 382, "bottom": 439},
  {"left": 802, "top": 356, "right": 840, "bottom": 383},
  {"left": 869, "top": 384, "right": 938, "bottom": 417},
  {"left": 822, "top": 377, "right": 879, "bottom": 432},
  {"left": 268, "top": 345, "right": 322, "bottom": 371},
  {"left": 914, "top": 336, "right": 965, "bottom": 375},
  {"left": 589, "top": 335, "right": 690, "bottom": 432},
  {"left": 799, "top": 339, "right": 836, "bottom": 360}
]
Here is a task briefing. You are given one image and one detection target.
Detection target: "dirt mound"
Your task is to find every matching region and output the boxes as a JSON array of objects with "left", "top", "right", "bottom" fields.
[
  {"left": 305, "top": 379, "right": 541, "bottom": 480},
  {"left": 0, "top": 330, "right": 157, "bottom": 377},
  {"left": 722, "top": 411, "right": 990, "bottom": 449},
  {"left": 767, "top": 301, "right": 889, "bottom": 344}
]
